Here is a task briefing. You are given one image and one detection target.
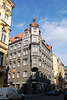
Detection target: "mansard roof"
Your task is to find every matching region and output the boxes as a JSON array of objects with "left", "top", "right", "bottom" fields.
[{"left": 9, "top": 32, "right": 24, "bottom": 43}]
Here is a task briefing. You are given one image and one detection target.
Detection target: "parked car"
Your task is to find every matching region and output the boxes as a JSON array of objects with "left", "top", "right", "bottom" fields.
[
  {"left": 46, "top": 90, "right": 56, "bottom": 95},
  {"left": 64, "top": 91, "right": 67, "bottom": 100},
  {"left": 55, "top": 90, "right": 61, "bottom": 95},
  {"left": 46, "top": 90, "right": 60, "bottom": 96},
  {"left": 0, "top": 87, "right": 25, "bottom": 100}
]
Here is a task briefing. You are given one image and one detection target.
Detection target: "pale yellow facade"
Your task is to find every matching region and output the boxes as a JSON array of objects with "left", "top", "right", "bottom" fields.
[
  {"left": 0, "top": 0, "right": 14, "bottom": 87},
  {"left": 53, "top": 54, "right": 64, "bottom": 90}
]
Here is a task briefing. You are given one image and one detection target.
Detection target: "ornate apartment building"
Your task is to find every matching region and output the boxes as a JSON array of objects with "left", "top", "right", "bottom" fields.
[
  {"left": 64, "top": 65, "right": 67, "bottom": 89},
  {"left": 53, "top": 54, "right": 64, "bottom": 90},
  {"left": 6, "top": 17, "right": 54, "bottom": 94},
  {"left": 0, "top": 0, "right": 14, "bottom": 87}
]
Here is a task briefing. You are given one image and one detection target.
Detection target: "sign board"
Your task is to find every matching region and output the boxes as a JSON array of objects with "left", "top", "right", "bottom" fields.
[{"left": 42, "top": 82, "right": 44, "bottom": 87}]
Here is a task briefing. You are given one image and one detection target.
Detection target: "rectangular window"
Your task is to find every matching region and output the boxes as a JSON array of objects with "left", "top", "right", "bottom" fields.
[
  {"left": 24, "top": 40, "right": 28, "bottom": 45},
  {"left": 9, "top": 63, "right": 11, "bottom": 68},
  {"left": 0, "top": 52, "right": 4, "bottom": 66},
  {"left": 9, "top": 54, "right": 12, "bottom": 59},
  {"left": 33, "top": 46, "right": 35, "bottom": 52},
  {"left": 39, "top": 72, "right": 41, "bottom": 78},
  {"left": 10, "top": 46, "right": 13, "bottom": 50},
  {"left": 23, "top": 60, "right": 28, "bottom": 66},
  {"left": 12, "top": 72, "right": 15, "bottom": 78},
  {"left": 14, "top": 53, "right": 16, "bottom": 58},
  {"left": 36, "top": 47, "right": 38, "bottom": 52},
  {"left": 33, "top": 46, "right": 38, "bottom": 52},
  {"left": 18, "top": 61, "right": 20, "bottom": 67},
  {"left": 1, "top": 31, "right": 6, "bottom": 43},
  {"left": 14, "top": 44, "right": 17, "bottom": 49},
  {"left": 33, "top": 37, "right": 37, "bottom": 42},
  {"left": 0, "top": 13, "right": 1, "bottom": 19},
  {"left": 17, "top": 72, "right": 20, "bottom": 78},
  {"left": 32, "top": 72, "right": 36, "bottom": 79},
  {"left": 18, "top": 51, "right": 20, "bottom": 57},
  {"left": 33, "top": 58, "right": 37, "bottom": 64},
  {"left": 18, "top": 43, "right": 21, "bottom": 48},
  {"left": 4, "top": 14, "right": 9, "bottom": 24},
  {"left": 39, "top": 61, "right": 41, "bottom": 66},
  {"left": 13, "top": 62, "right": 15, "bottom": 68}
]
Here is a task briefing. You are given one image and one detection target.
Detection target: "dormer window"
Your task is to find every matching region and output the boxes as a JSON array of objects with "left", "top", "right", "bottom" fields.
[
  {"left": 9, "top": 40, "right": 11, "bottom": 44},
  {"left": 25, "top": 31, "right": 28, "bottom": 34},
  {"left": 15, "top": 37, "right": 19, "bottom": 41}
]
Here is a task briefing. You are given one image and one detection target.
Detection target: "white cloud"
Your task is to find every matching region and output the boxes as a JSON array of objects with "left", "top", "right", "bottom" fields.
[
  {"left": 16, "top": 22, "right": 25, "bottom": 28},
  {"left": 39, "top": 18, "right": 67, "bottom": 65},
  {"left": 61, "top": 10, "right": 67, "bottom": 14}
]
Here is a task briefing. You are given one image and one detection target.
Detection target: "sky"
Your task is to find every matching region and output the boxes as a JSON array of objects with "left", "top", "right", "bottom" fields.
[{"left": 10, "top": 0, "right": 67, "bottom": 65}]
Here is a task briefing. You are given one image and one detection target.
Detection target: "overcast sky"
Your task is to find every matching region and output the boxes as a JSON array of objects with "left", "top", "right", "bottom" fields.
[{"left": 10, "top": 0, "right": 67, "bottom": 65}]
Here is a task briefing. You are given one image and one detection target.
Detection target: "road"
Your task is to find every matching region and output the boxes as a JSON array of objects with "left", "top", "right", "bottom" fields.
[{"left": 25, "top": 94, "right": 64, "bottom": 100}]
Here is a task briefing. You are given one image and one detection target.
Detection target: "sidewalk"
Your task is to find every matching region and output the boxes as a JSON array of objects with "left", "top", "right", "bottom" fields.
[{"left": 25, "top": 93, "right": 45, "bottom": 96}]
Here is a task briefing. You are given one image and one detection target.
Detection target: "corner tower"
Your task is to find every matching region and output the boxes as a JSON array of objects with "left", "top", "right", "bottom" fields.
[{"left": 0, "top": 0, "right": 14, "bottom": 87}]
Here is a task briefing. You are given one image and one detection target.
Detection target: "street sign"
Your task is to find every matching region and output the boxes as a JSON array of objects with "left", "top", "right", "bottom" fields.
[{"left": 42, "top": 82, "right": 44, "bottom": 87}]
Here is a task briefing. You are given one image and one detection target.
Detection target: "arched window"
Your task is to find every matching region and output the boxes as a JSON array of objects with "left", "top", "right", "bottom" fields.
[
  {"left": 23, "top": 71, "right": 27, "bottom": 77},
  {"left": 17, "top": 72, "right": 20, "bottom": 78},
  {"left": 8, "top": 73, "right": 11, "bottom": 79},
  {"left": 12, "top": 72, "right": 15, "bottom": 78}
]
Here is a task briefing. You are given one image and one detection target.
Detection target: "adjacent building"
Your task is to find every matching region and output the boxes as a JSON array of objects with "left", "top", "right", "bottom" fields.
[
  {"left": 64, "top": 65, "right": 67, "bottom": 89},
  {"left": 6, "top": 17, "right": 54, "bottom": 94},
  {"left": 0, "top": 0, "right": 14, "bottom": 87},
  {"left": 53, "top": 54, "right": 64, "bottom": 90}
]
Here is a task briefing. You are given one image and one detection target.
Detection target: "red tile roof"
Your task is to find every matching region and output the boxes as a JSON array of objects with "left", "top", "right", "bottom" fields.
[
  {"left": 24, "top": 28, "right": 30, "bottom": 31},
  {"left": 47, "top": 46, "right": 52, "bottom": 51},
  {"left": 41, "top": 39, "right": 45, "bottom": 42},
  {"left": 9, "top": 32, "right": 24, "bottom": 43}
]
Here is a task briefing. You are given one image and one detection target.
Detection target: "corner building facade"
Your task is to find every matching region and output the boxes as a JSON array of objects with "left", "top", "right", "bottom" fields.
[
  {"left": 7, "top": 17, "right": 54, "bottom": 94},
  {"left": 0, "top": 0, "right": 14, "bottom": 87}
]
